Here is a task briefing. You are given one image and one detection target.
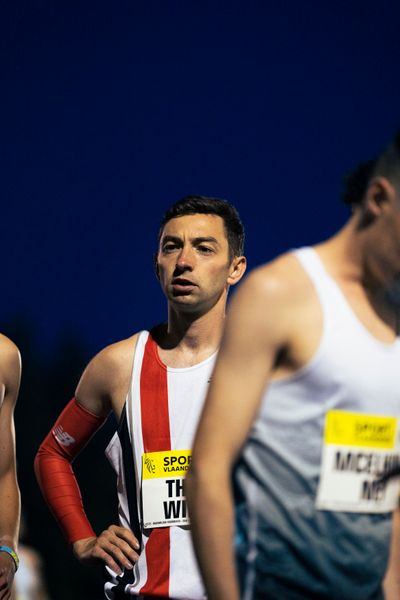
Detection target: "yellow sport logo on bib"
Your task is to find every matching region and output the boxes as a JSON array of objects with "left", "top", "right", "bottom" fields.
[
  {"left": 316, "top": 411, "right": 400, "bottom": 513},
  {"left": 142, "top": 450, "right": 191, "bottom": 529}
]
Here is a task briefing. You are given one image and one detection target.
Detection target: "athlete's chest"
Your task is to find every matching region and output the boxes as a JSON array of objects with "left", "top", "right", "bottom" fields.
[{"left": 130, "top": 338, "right": 215, "bottom": 450}]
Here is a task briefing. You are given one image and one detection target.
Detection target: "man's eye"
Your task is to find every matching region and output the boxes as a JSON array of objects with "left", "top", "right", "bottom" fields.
[
  {"left": 162, "top": 244, "right": 178, "bottom": 253},
  {"left": 198, "top": 246, "right": 213, "bottom": 254}
]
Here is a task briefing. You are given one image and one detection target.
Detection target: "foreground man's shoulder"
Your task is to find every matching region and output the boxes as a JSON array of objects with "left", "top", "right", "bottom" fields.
[{"left": 242, "top": 251, "right": 312, "bottom": 302}]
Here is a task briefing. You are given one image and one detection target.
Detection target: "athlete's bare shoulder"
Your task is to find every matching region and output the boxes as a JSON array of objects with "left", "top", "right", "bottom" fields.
[
  {"left": 75, "top": 332, "right": 141, "bottom": 417},
  {"left": 0, "top": 334, "right": 22, "bottom": 397},
  {"left": 241, "top": 250, "right": 315, "bottom": 306},
  {"left": 0, "top": 334, "right": 21, "bottom": 366},
  {"left": 95, "top": 334, "right": 140, "bottom": 374},
  {"left": 226, "top": 250, "right": 320, "bottom": 362}
]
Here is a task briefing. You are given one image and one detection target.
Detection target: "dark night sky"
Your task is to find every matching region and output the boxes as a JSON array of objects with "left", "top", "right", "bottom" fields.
[
  {"left": 2, "top": 0, "right": 400, "bottom": 356},
  {"left": 1, "top": 2, "right": 400, "bottom": 597}
]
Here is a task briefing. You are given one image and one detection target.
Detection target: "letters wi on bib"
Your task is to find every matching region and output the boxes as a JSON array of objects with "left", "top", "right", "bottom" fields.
[
  {"left": 316, "top": 410, "right": 400, "bottom": 513},
  {"left": 142, "top": 450, "right": 191, "bottom": 528}
]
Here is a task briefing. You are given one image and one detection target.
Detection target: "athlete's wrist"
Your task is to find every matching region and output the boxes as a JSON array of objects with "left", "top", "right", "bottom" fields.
[
  {"left": 72, "top": 536, "right": 97, "bottom": 560},
  {"left": 0, "top": 545, "right": 19, "bottom": 572}
]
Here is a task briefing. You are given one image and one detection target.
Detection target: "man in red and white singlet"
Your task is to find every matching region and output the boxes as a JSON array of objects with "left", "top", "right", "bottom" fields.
[{"left": 34, "top": 196, "right": 246, "bottom": 599}]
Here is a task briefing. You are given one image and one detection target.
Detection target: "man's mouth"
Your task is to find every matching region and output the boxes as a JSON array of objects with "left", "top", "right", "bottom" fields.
[{"left": 171, "top": 278, "right": 196, "bottom": 294}]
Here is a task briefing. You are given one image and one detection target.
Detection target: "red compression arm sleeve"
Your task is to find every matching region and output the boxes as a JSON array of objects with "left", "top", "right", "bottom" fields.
[{"left": 34, "top": 398, "right": 107, "bottom": 544}]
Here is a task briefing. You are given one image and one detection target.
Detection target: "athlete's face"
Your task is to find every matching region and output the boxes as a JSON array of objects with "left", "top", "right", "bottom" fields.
[
  {"left": 157, "top": 213, "right": 244, "bottom": 313},
  {"left": 364, "top": 178, "right": 400, "bottom": 290}
]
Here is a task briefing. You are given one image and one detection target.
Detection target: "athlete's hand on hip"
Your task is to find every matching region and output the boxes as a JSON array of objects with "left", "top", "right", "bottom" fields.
[
  {"left": 73, "top": 525, "right": 140, "bottom": 575},
  {"left": 0, "top": 552, "right": 16, "bottom": 600}
]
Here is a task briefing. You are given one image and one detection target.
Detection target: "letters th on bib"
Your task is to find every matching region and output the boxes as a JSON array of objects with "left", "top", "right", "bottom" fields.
[
  {"left": 142, "top": 450, "right": 191, "bottom": 528},
  {"left": 316, "top": 411, "right": 400, "bottom": 513}
]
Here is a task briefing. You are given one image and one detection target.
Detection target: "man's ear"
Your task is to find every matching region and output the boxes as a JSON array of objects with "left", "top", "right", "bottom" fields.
[
  {"left": 227, "top": 256, "right": 247, "bottom": 286},
  {"left": 364, "top": 176, "right": 395, "bottom": 218}
]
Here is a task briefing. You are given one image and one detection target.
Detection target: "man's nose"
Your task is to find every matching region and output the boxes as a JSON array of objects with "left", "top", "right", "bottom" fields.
[{"left": 175, "top": 246, "right": 194, "bottom": 270}]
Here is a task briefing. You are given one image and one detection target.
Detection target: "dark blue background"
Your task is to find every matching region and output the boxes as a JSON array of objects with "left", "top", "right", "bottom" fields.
[
  {"left": 3, "top": 0, "right": 399, "bottom": 355},
  {"left": 1, "top": 1, "right": 400, "bottom": 598}
]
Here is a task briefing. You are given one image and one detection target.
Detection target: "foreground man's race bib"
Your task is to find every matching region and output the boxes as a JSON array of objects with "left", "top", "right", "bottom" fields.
[
  {"left": 316, "top": 410, "right": 400, "bottom": 513},
  {"left": 142, "top": 449, "right": 191, "bottom": 528}
]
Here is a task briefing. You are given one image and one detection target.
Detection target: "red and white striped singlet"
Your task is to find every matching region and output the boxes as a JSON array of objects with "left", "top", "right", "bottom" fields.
[{"left": 105, "top": 330, "right": 216, "bottom": 599}]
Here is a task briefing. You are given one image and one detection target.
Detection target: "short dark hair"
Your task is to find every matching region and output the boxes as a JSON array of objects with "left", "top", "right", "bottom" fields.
[
  {"left": 158, "top": 195, "right": 245, "bottom": 258},
  {"left": 341, "top": 159, "right": 377, "bottom": 206},
  {"left": 342, "top": 130, "right": 400, "bottom": 207},
  {"left": 372, "top": 130, "right": 400, "bottom": 188}
]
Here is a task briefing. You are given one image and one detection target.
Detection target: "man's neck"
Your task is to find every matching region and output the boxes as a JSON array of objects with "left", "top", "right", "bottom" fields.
[
  {"left": 316, "top": 217, "right": 379, "bottom": 289},
  {"left": 155, "top": 302, "right": 226, "bottom": 368},
  {"left": 314, "top": 218, "right": 400, "bottom": 339}
]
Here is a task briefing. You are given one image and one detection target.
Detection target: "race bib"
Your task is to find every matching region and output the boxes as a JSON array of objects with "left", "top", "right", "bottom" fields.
[
  {"left": 142, "top": 450, "right": 191, "bottom": 528},
  {"left": 316, "top": 410, "right": 400, "bottom": 513}
]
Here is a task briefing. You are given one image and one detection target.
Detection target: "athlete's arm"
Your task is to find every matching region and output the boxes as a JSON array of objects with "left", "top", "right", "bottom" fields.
[
  {"left": 34, "top": 337, "right": 140, "bottom": 575},
  {"left": 0, "top": 335, "right": 21, "bottom": 600},
  {"left": 383, "top": 507, "right": 400, "bottom": 599},
  {"left": 186, "top": 263, "right": 294, "bottom": 600}
]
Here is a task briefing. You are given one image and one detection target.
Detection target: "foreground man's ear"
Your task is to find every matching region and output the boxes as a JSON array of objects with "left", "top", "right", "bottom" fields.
[{"left": 364, "top": 176, "right": 395, "bottom": 219}]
